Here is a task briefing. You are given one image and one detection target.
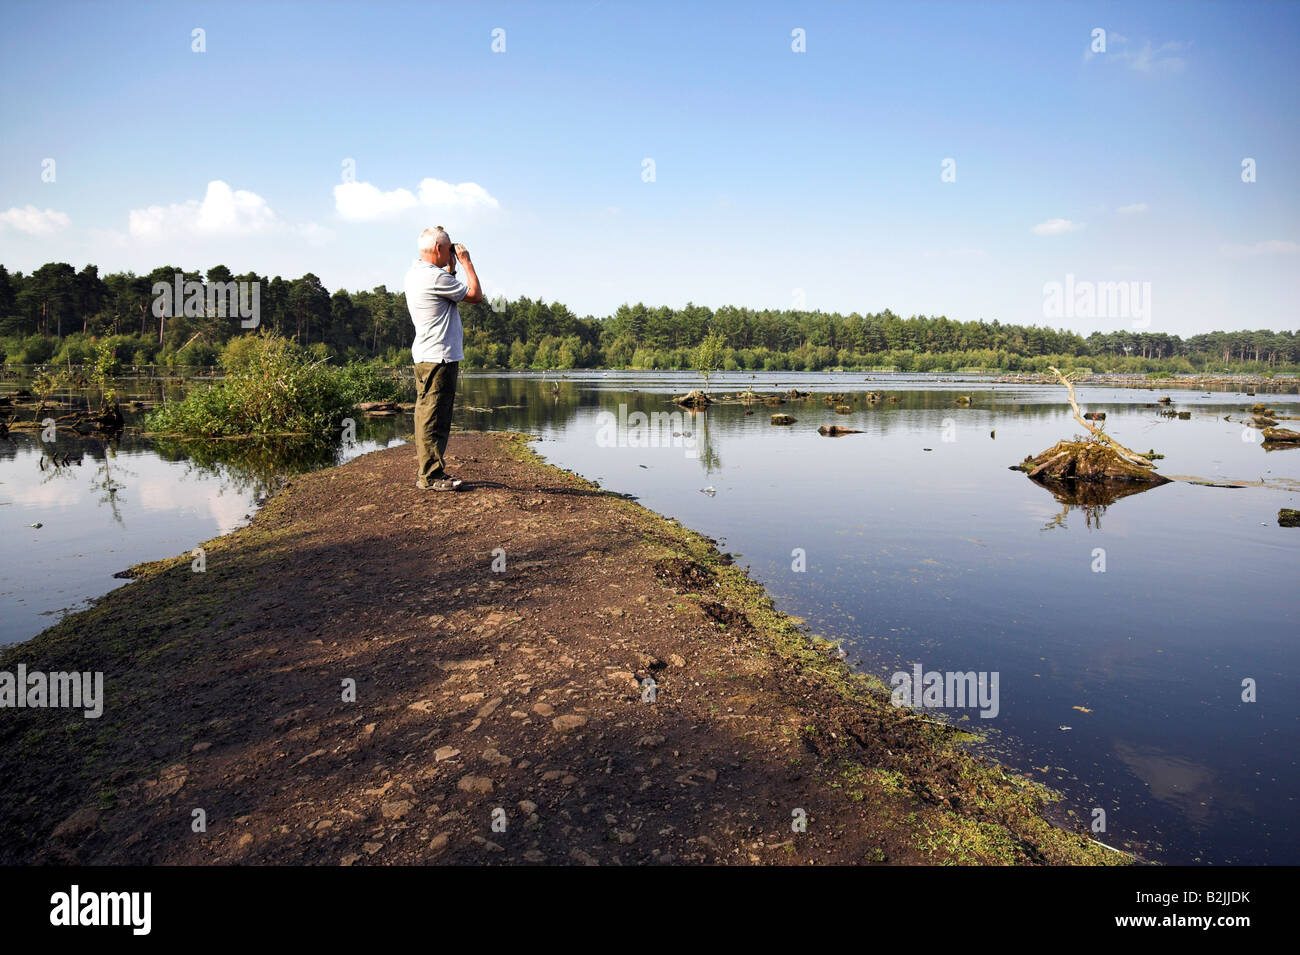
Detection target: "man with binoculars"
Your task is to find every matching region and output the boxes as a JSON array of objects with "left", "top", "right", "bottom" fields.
[{"left": 405, "top": 226, "right": 484, "bottom": 491}]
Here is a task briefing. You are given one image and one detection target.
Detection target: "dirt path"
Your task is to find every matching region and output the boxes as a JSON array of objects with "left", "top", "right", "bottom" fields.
[{"left": 0, "top": 432, "right": 1118, "bottom": 865}]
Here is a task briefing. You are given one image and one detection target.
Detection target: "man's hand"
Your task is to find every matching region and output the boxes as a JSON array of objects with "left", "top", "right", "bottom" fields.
[{"left": 454, "top": 244, "right": 484, "bottom": 303}]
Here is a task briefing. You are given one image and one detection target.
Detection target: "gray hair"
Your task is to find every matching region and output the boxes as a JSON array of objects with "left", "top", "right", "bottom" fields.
[{"left": 418, "top": 226, "right": 449, "bottom": 252}]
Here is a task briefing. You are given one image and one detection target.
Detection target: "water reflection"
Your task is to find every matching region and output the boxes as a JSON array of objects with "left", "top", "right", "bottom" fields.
[
  {"left": 1030, "top": 478, "right": 1170, "bottom": 530},
  {"left": 1113, "top": 740, "right": 1218, "bottom": 826},
  {"left": 1, "top": 373, "right": 413, "bottom": 645},
  {"left": 152, "top": 434, "right": 340, "bottom": 495}
]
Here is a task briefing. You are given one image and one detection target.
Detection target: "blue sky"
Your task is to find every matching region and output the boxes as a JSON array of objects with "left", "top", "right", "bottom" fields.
[{"left": 1, "top": 0, "right": 1297, "bottom": 335}]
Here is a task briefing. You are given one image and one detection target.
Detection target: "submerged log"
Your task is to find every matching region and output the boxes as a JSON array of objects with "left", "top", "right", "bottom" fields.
[
  {"left": 770, "top": 414, "right": 796, "bottom": 425},
  {"left": 1013, "top": 440, "right": 1170, "bottom": 485},
  {"left": 1262, "top": 427, "right": 1300, "bottom": 443},
  {"left": 817, "top": 425, "right": 861, "bottom": 436},
  {"left": 1280, "top": 509, "right": 1300, "bottom": 528},
  {"left": 674, "top": 390, "right": 712, "bottom": 409}
]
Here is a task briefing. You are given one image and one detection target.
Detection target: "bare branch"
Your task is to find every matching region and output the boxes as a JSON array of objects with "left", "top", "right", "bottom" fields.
[{"left": 1048, "top": 366, "right": 1156, "bottom": 469}]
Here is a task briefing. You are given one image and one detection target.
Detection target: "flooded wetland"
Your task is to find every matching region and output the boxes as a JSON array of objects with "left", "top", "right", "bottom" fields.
[{"left": 2, "top": 370, "right": 1296, "bottom": 865}]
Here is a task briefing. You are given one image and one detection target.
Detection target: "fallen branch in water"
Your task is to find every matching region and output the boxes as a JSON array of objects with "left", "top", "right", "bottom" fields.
[{"left": 1048, "top": 366, "right": 1155, "bottom": 469}]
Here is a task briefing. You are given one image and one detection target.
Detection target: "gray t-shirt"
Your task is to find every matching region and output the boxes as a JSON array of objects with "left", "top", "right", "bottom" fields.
[{"left": 405, "top": 260, "right": 468, "bottom": 363}]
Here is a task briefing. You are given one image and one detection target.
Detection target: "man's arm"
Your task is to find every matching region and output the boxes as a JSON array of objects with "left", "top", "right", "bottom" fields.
[{"left": 454, "top": 244, "right": 484, "bottom": 303}]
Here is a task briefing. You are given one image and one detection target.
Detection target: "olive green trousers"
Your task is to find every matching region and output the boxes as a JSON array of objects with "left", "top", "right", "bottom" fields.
[{"left": 413, "top": 360, "right": 459, "bottom": 484}]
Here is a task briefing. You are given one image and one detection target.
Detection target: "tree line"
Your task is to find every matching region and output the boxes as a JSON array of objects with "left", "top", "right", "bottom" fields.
[{"left": 2, "top": 261, "right": 1296, "bottom": 374}]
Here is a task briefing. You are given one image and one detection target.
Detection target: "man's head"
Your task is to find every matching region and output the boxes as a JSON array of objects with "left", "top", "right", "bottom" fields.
[{"left": 418, "top": 226, "right": 452, "bottom": 267}]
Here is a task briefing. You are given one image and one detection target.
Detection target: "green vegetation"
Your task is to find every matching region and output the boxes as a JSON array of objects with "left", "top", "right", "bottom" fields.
[
  {"left": 145, "top": 333, "right": 406, "bottom": 438},
  {"left": 2, "top": 259, "right": 1296, "bottom": 375},
  {"left": 694, "top": 330, "right": 726, "bottom": 392}
]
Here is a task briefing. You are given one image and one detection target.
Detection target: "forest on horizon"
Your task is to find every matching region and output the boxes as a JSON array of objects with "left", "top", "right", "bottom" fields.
[{"left": 2, "top": 260, "right": 1297, "bottom": 375}]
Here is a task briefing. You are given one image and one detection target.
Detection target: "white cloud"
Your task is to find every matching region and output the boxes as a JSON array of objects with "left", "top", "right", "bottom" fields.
[
  {"left": 1084, "top": 35, "right": 1187, "bottom": 72},
  {"left": 0, "top": 205, "right": 70, "bottom": 235},
  {"left": 1126, "top": 41, "right": 1187, "bottom": 73},
  {"left": 1221, "top": 240, "right": 1300, "bottom": 258},
  {"left": 333, "top": 182, "right": 418, "bottom": 221},
  {"left": 416, "top": 178, "right": 498, "bottom": 210},
  {"left": 129, "top": 181, "right": 276, "bottom": 240},
  {"left": 1117, "top": 202, "right": 1149, "bottom": 215},
  {"left": 333, "top": 177, "right": 499, "bottom": 221},
  {"left": 1031, "top": 218, "right": 1084, "bottom": 236}
]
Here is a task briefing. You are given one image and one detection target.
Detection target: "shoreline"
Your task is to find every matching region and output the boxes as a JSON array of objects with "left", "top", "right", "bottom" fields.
[
  {"left": 980, "top": 371, "right": 1297, "bottom": 391},
  {"left": 0, "top": 431, "right": 1123, "bottom": 865},
  {"left": 5, "top": 366, "right": 1298, "bottom": 390}
]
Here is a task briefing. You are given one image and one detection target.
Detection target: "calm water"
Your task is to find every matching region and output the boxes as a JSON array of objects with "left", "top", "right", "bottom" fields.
[
  {"left": 2, "top": 370, "right": 1297, "bottom": 865},
  {"left": 0, "top": 378, "right": 408, "bottom": 645}
]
